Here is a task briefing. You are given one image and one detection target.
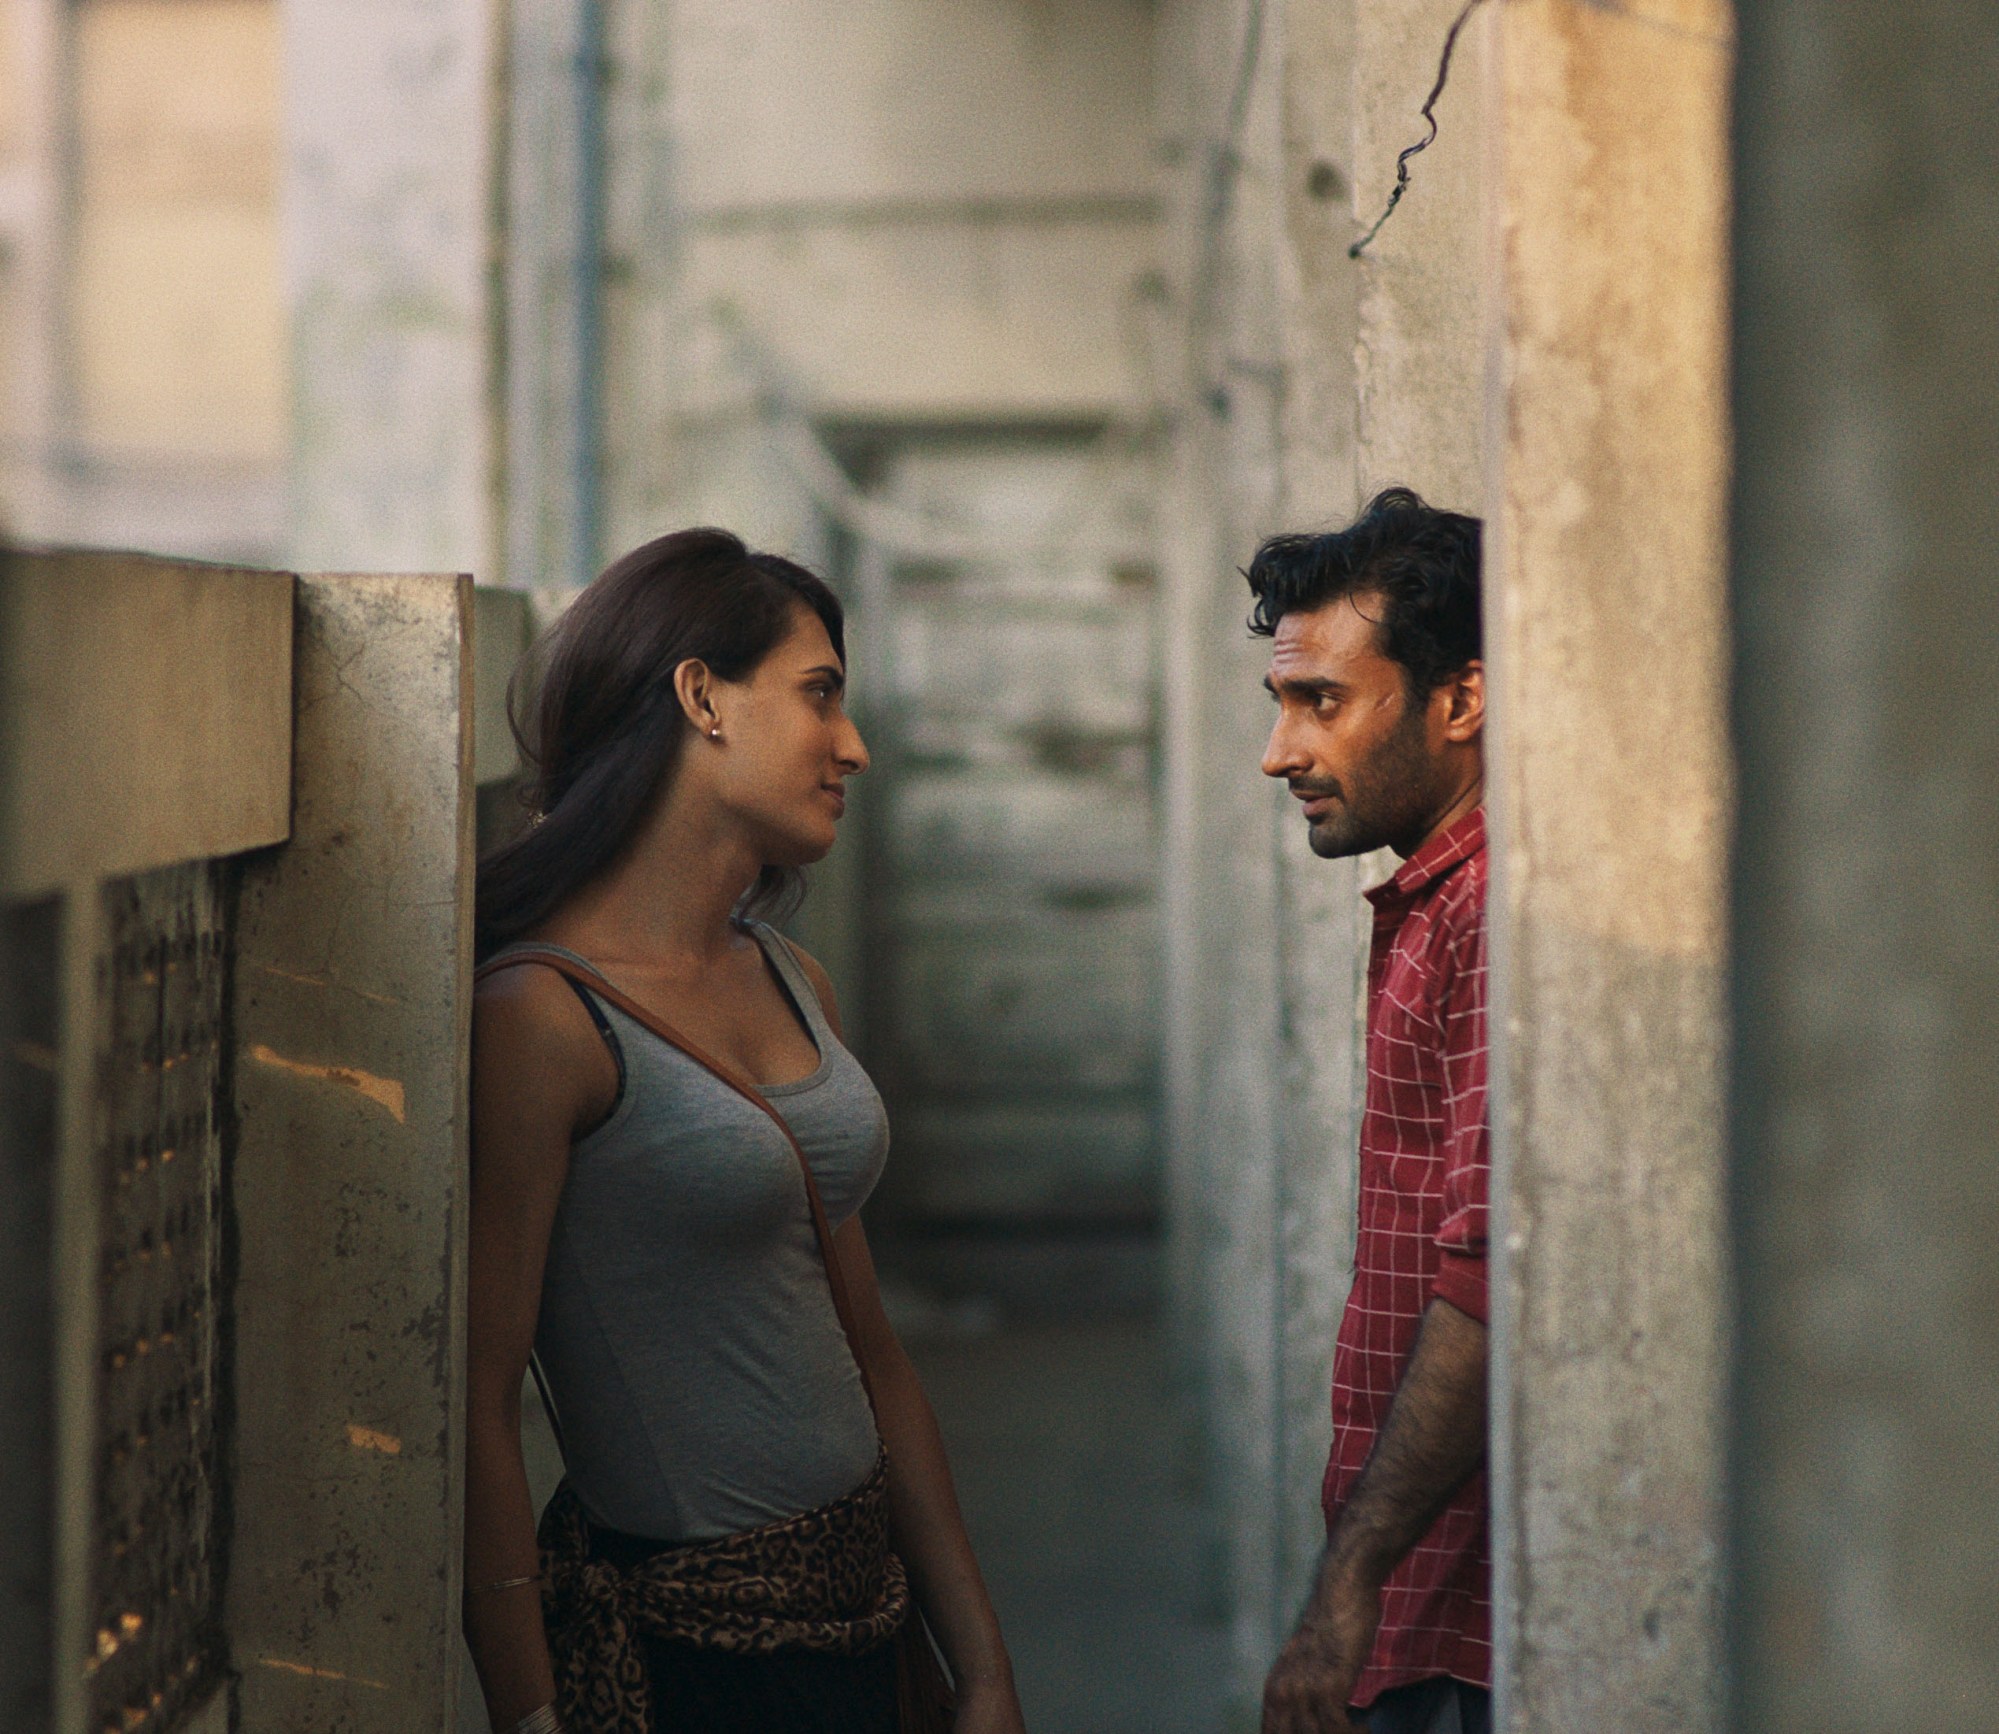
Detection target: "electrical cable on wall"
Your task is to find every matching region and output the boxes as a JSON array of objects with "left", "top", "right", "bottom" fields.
[{"left": 1349, "top": 0, "right": 1493, "bottom": 258}]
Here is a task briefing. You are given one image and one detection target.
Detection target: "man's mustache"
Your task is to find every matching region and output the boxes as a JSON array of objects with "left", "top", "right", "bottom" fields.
[{"left": 1288, "top": 780, "right": 1343, "bottom": 802}]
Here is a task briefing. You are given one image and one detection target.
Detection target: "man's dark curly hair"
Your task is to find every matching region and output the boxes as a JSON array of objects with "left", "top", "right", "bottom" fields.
[{"left": 1245, "top": 486, "right": 1482, "bottom": 696}]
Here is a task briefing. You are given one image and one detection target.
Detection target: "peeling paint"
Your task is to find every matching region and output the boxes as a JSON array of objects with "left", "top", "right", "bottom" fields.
[
  {"left": 255, "top": 961, "right": 401, "bottom": 1006},
  {"left": 247, "top": 1044, "right": 408, "bottom": 1123},
  {"left": 345, "top": 1423, "right": 403, "bottom": 1456},
  {"left": 254, "top": 1656, "right": 390, "bottom": 1690}
]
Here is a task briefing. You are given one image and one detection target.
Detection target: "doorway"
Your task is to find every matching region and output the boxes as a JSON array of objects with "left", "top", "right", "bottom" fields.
[{"left": 829, "top": 432, "right": 1162, "bottom": 1299}]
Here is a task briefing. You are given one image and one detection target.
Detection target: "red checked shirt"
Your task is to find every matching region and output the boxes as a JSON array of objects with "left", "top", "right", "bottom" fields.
[{"left": 1323, "top": 806, "right": 1491, "bottom": 1709}]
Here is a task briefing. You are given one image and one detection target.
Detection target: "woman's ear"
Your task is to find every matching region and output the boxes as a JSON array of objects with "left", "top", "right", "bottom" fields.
[{"left": 673, "top": 657, "right": 720, "bottom": 739}]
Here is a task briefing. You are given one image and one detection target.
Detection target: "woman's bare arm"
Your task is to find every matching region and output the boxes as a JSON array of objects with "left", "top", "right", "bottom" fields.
[
  {"left": 463, "top": 965, "right": 617, "bottom": 1732},
  {"left": 790, "top": 947, "right": 1026, "bottom": 1733},
  {"left": 834, "top": 1218, "right": 1024, "bottom": 1732}
]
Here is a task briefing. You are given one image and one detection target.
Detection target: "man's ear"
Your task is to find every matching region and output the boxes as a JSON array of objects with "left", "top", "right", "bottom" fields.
[
  {"left": 1440, "top": 660, "right": 1485, "bottom": 742},
  {"left": 673, "top": 657, "right": 717, "bottom": 735}
]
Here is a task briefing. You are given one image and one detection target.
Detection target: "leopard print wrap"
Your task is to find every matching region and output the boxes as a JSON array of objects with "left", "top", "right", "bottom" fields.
[{"left": 538, "top": 1448, "right": 911, "bottom": 1734}]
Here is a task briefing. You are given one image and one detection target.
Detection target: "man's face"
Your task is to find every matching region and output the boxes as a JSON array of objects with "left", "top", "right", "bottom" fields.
[{"left": 1259, "top": 595, "right": 1448, "bottom": 860}]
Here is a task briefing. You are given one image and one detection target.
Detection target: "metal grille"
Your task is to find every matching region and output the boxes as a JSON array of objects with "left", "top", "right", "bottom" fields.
[{"left": 86, "top": 864, "right": 229, "bottom": 1733}]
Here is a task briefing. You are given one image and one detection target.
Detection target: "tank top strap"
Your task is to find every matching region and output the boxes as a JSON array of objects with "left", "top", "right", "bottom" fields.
[
  {"left": 749, "top": 922, "right": 834, "bottom": 1046},
  {"left": 480, "top": 938, "right": 605, "bottom": 977},
  {"left": 478, "top": 940, "right": 627, "bottom": 1097}
]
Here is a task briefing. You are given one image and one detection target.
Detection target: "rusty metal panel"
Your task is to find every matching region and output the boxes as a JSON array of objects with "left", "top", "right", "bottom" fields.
[{"left": 85, "top": 866, "right": 230, "bottom": 1734}]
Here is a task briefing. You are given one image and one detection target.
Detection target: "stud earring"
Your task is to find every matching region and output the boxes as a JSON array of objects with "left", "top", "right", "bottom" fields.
[{"left": 708, "top": 725, "right": 721, "bottom": 740}]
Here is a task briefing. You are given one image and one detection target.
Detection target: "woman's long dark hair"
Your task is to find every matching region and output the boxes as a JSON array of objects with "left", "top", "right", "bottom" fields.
[{"left": 476, "top": 528, "right": 846, "bottom": 960}]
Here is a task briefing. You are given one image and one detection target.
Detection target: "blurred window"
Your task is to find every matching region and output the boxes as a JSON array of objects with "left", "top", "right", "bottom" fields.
[{"left": 71, "top": 0, "right": 284, "bottom": 463}]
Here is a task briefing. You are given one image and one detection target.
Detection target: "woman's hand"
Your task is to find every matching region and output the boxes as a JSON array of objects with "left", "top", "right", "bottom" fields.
[{"left": 953, "top": 1666, "right": 1029, "bottom": 1734}]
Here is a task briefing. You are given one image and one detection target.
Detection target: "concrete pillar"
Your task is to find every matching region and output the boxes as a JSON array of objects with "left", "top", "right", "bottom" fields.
[
  {"left": 282, "top": 0, "right": 497, "bottom": 573},
  {"left": 1728, "top": 0, "right": 1999, "bottom": 1723},
  {"left": 503, "top": 0, "right": 603, "bottom": 588},
  {"left": 1157, "top": 0, "right": 1366, "bottom": 1703},
  {"left": 231, "top": 573, "right": 474, "bottom": 1731},
  {"left": 1483, "top": 1, "right": 1732, "bottom": 1728},
  {"left": 1267, "top": 0, "right": 1366, "bottom": 1658}
]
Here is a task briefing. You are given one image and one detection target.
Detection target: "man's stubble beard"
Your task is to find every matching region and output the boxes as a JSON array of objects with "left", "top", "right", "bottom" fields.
[{"left": 1304, "top": 703, "right": 1441, "bottom": 861}]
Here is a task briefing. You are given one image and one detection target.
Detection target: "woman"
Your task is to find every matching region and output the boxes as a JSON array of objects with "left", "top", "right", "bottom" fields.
[{"left": 463, "top": 530, "right": 1026, "bottom": 1734}]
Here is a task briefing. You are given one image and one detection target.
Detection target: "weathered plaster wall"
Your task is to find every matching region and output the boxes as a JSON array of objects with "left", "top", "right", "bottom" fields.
[
  {"left": 503, "top": 0, "right": 601, "bottom": 590},
  {"left": 596, "top": 0, "right": 1161, "bottom": 561},
  {"left": 1156, "top": 0, "right": 1364, "bottom": 1706},
  {"left": 1729, "top": 0, "right": 1999, "bottom": 1724},
  {"left": 231, "top": 573, "right": 474, "bottom": 1731},
  {"left": 1485, "top": 1, "right": 1733, "bottom": 1728},
  {"left": 283, "top": 0, "right": 495, "bottom": 574},
  {"left": 1352, "top": 0, "right": 1486, "bottom": 510}
]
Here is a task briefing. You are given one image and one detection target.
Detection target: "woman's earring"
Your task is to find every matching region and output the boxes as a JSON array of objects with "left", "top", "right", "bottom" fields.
[{"left": 708, "top": 725, "right": 721, "bottom": 741}]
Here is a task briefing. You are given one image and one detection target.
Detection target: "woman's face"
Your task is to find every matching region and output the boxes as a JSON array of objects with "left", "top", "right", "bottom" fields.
[{"left": 705, "top": 606, "right": 869, "bottom": 866}]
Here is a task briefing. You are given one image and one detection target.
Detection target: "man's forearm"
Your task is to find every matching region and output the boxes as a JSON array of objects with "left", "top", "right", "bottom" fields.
[{"left": 1320, "top": 1297, "right": 1489, "bottom": 1592}]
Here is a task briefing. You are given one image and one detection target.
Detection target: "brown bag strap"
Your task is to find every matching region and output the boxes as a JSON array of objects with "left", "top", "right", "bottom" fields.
[{"left": 475, "top": 946, "right": 877, "bottom": 1412}]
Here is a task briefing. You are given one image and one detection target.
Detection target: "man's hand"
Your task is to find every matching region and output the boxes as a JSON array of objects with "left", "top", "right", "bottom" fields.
[
  {"left": 1263, "top": 1299, "right": 1489, "bottom": 1734},
  {"left": 1260, "top": 1564, "right": 1383, "bottom": 1733}
]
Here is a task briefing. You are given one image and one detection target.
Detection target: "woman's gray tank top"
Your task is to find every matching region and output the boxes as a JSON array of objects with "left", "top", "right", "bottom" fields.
[{"left": 503, "top": 923, "right": 886, "bottom": 1544}]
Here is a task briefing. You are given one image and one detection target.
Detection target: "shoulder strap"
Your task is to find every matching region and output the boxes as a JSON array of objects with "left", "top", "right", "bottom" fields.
[
  {"left": 750, "top": 922, "right": 828, "bottom": 1021},
  {"left": 475, "top": 947, "right": 877, "bottom": 1413}
]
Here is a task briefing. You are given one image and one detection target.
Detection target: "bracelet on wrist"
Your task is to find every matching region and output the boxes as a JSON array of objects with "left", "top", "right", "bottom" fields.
[{"left": 512, "top": 1704, "right": 561, "bottom": 1734}]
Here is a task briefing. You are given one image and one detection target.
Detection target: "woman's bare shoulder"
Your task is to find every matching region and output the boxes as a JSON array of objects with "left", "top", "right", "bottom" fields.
[{"left": 473, "top": 955, "right": 612, "bottom": 1096}]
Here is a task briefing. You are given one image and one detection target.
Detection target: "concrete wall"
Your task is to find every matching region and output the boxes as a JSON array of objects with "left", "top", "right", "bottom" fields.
[
  {"left": 502, "top": 0, "right": 600, "bottom": 591},
  {"left": 1351, "top": 0, "right": 1486, "bottom": 509},
  {"left": 1728, "top": 0, "right": 1999, "bottom": 1724},
  {"left": 1485, "top": 1, "right": 1732, "bottom": 1728},
  {"left": 0, "top": 551, "right": 292, "bottom": 897},
  {"left": 232, "top": 573, "right": 475, "bottom": 1731},
  {"left": 1160, "top": 5, "right": 1740, "bottom": 1726},
  {"left": 0, "top": 551, "right": 294, "bottom": 1734},
  {"left": 282, "top": 0, "right": 495, "bottom": 575},
  {"left": 0, "top": 556, "right": 475, "bottom": 1732},
  {"left": 596, "top": 0, "right": 1160, "bottom": 562},
  {"left": 1155, "top": 0, "right": 1370, "bottom": 1706}
]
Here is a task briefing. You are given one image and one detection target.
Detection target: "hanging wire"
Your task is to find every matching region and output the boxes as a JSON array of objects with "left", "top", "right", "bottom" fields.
[{"left": 1349, "top": 0, "right": 1493, "bottom": 258}]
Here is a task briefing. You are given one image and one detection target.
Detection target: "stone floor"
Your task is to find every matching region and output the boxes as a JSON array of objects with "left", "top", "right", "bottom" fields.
[{"left": 904, "top": 1315, "right": 1238, "bottom": 1734}]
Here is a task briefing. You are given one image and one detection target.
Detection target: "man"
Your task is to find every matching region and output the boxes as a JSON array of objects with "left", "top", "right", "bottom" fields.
[{"left": 1253, "top": 488, "right": 1491, "bottom": 1734}]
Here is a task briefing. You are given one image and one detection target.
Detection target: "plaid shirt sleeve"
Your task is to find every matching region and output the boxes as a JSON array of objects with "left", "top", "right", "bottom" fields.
[{"left": 1431, "top": 897, "right": 1490, "bottom": 1323}]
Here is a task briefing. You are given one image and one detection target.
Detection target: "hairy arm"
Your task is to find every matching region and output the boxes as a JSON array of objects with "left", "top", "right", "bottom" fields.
[
  {"left": 462, "top": 967, "right": 617, "bottom": 1733},
  {"left": 1262, "top": 1297, "right": 1489, "bottom": 1734},
  {"left": 791, "top": 950, "right": 1024, "bottom": 1734}
]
